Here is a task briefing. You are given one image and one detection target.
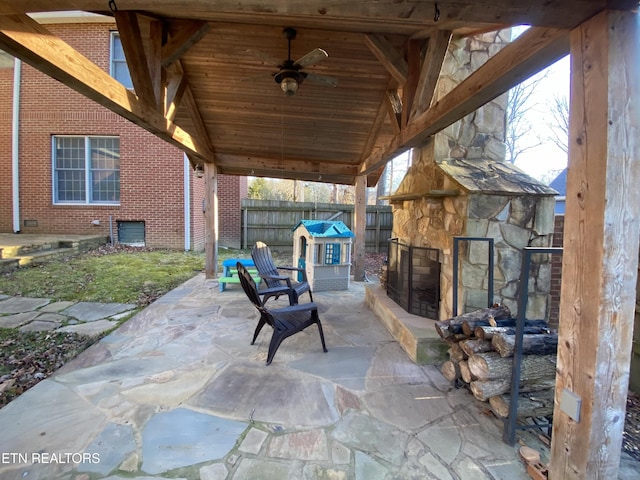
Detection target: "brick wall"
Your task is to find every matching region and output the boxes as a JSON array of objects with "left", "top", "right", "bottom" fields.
[
  {"left": 548, "top": 215, "right": 564, "bottom": 327},
  {"left": 0, "top": 22, "right": 243, "bottom": 250},
  {"left": 218, "top": 175, "right": 246, "bottom": 249},
  {"left": 0, "top": 66, "right": 13, "bottom": 231}
]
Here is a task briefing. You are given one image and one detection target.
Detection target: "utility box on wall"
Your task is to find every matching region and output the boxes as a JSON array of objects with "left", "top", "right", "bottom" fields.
[{"left": 292, "top": 220, "right": 354, "bottom": 292}]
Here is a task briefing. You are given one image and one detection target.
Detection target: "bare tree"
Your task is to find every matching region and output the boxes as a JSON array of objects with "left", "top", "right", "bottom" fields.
[
  {"left": 547, "top": 93, "right": 569, "bottom": 155},
  {"left": 505, "top": 73, "right": 547, "bottom": 164}
]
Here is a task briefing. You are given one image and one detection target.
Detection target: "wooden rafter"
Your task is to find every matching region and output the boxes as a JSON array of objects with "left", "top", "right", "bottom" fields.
[
  {"left": 115, "top": 11, "right": 213, "bottom": 156},
  {"left": 409, "top": 30, "right": 451, "bottom": 119},
  {"left": 364, "top": 34, "right": 408, "bottom": 85},
  {"left": 182, "top": 83, "right": 214, "bottom": 154},
  {"left": 385, "top": 89, "right": 402, "bottom": 135},
  {"left": 114, "top": 11, "right": 159, "bottom": 109},
  {"left": 214, "top": 153, "right": 357, "bottom": 177},
  {"left": 148, "top": 19, "right": 164, "bottom": 112},
  {"left": 360, "top": 95, "right": 390, "bottom": 162},
  {"left": 0, "top": 13, "right": 213, "bottom": 161},
  {"left": 162, "top": 19, "right": 210, "bottom": 67},
  {"left": 402, "top": 38, "right": 422, "bottom": 127},
  {"left": 358, "top": 26, "right": 570, "bottom": 176},
  {"left": 164, "top": 63, "right": 186, "bottom": 122}
]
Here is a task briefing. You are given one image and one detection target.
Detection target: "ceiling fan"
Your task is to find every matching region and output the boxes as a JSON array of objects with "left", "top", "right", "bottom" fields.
[{"left": 247, "top": 27, "right": 338, "bottom": 96}]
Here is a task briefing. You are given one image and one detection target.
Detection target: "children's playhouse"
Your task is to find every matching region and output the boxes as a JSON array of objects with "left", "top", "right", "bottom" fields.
[{"left": 292, "top": 220, "right": 355, "bottom": 292}]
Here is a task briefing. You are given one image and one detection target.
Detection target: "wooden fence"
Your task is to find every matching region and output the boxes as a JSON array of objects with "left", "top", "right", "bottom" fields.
[{"left": 241, "top": 199, "right": 393, "bottom": 252}]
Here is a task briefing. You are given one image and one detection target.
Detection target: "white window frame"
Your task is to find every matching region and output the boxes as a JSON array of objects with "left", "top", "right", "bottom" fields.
[
  {"left": 110, "top": 31, "right": 133, "bottom": 89},
  {"left": 52, "top": 135, "right": 121, "bottom": 206}
]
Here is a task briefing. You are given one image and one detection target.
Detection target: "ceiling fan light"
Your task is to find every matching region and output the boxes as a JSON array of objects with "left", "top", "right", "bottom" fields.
[{"left": 280, "top": 77, "right": 298, "bottom": 96}]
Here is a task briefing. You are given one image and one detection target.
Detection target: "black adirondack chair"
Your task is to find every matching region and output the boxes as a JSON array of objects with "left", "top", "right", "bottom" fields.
[
  {"left": 237, "top": 262, "right": 327, "bottom": 365},
  {"left": 251, "top": 241, "right": 313, "bottom": 305}
]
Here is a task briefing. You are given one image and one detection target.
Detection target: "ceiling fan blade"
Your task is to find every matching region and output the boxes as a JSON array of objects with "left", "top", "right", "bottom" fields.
[
  {"left": 294, "top": 48, "right": 328, "bottom": 68},
  {"left": 305, "top": 73, "right": 338, "bottom": 88},
  {"left": 245, "top": 48, "right": 281, "bottom": 67}
]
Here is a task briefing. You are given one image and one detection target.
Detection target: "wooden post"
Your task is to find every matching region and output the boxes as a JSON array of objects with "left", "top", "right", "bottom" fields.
[
  {"left": 353, "top": 175, "right": 367, "bottom": 281},
  {"left": 549, "top": 10, "right": 639, "bottom": 480},
  {"left": 204, "top": 163, "right": 218, "bottom": 279}
]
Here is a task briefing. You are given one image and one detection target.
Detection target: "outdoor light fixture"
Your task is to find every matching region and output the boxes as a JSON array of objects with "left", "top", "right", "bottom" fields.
[
  {"left": 194, "top": 164, "right": 204, "bottom": 178},
  {"left": 275, "top": 70, "right": 305, "bottom": 96}
]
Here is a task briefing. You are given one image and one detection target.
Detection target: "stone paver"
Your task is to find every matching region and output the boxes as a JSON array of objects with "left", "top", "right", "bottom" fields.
[
  {"left": 56, "top": 319, "right": 118, "bottom": 336},
  {"left": 0, "top": 297, "right": 49, "bottom": 314},
  {"left": 18, "top": 320, "right": 61, "bottom": 332},
  {"left": 0, "top": 275, "right": 637, "bottom": 480},
  {"left": 61, "top": 301, "right": 136, "bottom": 322},
  {"left": 140, "top": 408, "right": 247, "bottom": 474},
  {"left": 39, "top": 301, "right": 76, "bottom": 313},
  {"left": 0, "top": 311, "right": 39, "bottom": 328}
]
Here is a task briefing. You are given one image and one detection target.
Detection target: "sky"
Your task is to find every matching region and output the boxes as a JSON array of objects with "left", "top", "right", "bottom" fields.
[{"left": 513, "top": 54, "right": 570, "bottom": 184}]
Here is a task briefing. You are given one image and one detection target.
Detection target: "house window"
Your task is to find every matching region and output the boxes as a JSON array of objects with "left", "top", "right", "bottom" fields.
[
  {"left": 53, "top": 136, "right": 120, "bottom": 205},
  {"left": 324, "top": 243, "right": 341, "bottom": 265},
  {"left": 110, "top": 32, "right": 133, "bottom": 89}
]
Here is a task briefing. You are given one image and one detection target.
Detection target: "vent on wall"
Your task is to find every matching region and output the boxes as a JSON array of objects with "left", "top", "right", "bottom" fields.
[{"left": 117, "top": 221, "right": 145, "bottom": 246}]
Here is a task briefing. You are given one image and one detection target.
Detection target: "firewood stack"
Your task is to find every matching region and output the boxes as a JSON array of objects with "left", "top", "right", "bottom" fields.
[{"left": 435, "top": 305, "right": 557, "bottom": 420}]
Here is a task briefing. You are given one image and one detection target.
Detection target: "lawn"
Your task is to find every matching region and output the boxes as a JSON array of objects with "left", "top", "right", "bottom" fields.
[
  {"left": 0, "top": 245, "right": 207, "bottom": 306},
  {"left": 0, "top": 244, "right": 252, "bottom": 407}
]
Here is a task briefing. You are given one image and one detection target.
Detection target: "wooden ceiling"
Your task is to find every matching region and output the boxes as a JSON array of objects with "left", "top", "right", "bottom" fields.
[{"left": 0, "top": 1, "right": 637, "bottom": 185}]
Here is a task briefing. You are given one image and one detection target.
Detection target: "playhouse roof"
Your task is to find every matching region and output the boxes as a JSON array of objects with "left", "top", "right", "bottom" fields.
[{"left": 293, "top": 220, "right": 355, "bottom": 238}]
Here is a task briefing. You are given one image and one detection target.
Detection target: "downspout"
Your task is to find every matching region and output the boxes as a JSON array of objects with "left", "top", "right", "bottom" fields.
[
  {"left": 183, "top": 153, "right": 191, "bottom": 251},
  {"left": 12, "top": 58, "right": 21, "bottom": 233}
]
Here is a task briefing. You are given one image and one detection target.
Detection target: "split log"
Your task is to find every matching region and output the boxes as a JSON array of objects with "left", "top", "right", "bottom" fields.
[
  {"left": 459, "top": 338, "right": 494, "bottom": 357},
  {"left": 469, "top": 377, "right": 556, "bottom": 401},
  {"left": 492, "top": 333, "right": 559, "bottom": 358},
  {"left": 468, "top": 352, "right": 556, "bottom": 382},
  {"left": 474, "top": 325, "right": 550, "bottom": 340},
  {"left": 448, "top": 343, "right": 467, "bottom": 362},
  {"left": 460, "top": 360, "right": 477, "bottom": 383},
  {"left": 489, "top": 390, "right": 555, "bottom": 418},
  {"left": 441, "top": 360, "right": 461, "bottom": 381},
  {"left": 434, "top": 304, "right": 511, "bottom": 339},
  {"left": 465, "top": 318, "right": 549, "bottom": 336}
]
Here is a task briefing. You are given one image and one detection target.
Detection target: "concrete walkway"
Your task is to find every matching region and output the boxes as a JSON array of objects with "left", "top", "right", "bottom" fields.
[{"left": 0, "top": 275, "right": 637, "bottom": 480}]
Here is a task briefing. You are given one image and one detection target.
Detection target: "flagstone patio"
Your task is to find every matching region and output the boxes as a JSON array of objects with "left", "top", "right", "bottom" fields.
[{"left": 0, "top": 274, "right": 637, "bottom": 480}]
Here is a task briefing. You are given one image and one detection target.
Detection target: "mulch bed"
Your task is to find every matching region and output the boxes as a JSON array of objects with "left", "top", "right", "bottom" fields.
[{"left": 0, "top": 329, "right": 95, "bottom": 408}]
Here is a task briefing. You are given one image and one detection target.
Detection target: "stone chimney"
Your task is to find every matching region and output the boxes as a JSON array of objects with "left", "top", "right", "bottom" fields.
[{"left": 388, "top": 29, "right": 557, "bottom": 320}]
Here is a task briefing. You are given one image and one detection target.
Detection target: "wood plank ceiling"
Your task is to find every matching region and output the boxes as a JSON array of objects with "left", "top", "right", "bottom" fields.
[{"left": 0, "top": 1, "right": 636, "bottom": 186}]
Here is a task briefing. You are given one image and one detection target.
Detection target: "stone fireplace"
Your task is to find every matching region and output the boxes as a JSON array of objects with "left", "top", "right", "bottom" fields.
[
  {"left": 365, "top": 29, "right": 558, "bottom": 364},
  {"left": 390, "top": 154, "right": 557, "bottom": 320}
]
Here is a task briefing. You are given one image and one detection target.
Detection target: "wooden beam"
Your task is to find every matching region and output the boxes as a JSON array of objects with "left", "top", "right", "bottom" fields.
[
  {"left": 549, "top": 10, "right": 639, "bottom": 479},
  {"left": 114, "top": 11, "right": 158, "bottom": 109},
  {"left": 0, "top": 14, "right": 214, "bottom": 162},
  {"left": 204, "top": 163, "right": 218, "bottom": 279},
  {"left": 352, "top": 175, "right": 367, "bottom": 281},
  {"left": 402, "top": 39, "right": 422, "bottom": 127},
  {"left": 363, "top": 34, "right": 408, "bottom": 85},
  {"left": 0, "top": 1, "right": 636, "bottom": 30},
  {"left": 148, "top": 19, "right": 164, "bottom": 112},
  {"left": 164, "top": 63, "right": 186, "bottom": 122},
  {"left": 409, "top": 30, "right": 451, "bottom": 119},
  {"left": 385, "top": 89, "right": 402, "bottom": 135},
  {"left": 359, "top": 95, "right": 391, "bottom": 164},
  {"left": 214, "top": 153, "right": 358, "bottom": 177},
  {"left": 182, "top": 83, "right": 214, "bottom": 153},
  {"left": 162, "top": 19, "right": 210, "bottom": 67},
  {"left": 359, "top": 26, "right": 569, "bottom": 176}
]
